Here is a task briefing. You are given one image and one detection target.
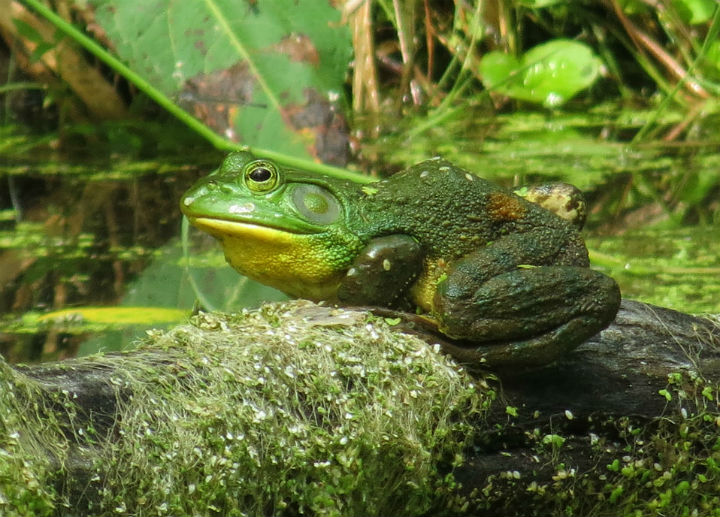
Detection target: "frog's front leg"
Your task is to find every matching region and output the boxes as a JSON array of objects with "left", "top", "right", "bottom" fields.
[
  {"left": 434, "top": 233, "right": 621, "bottom": 367},
  {"left": 337, "top": 235, "right": 423, "bottom": 307}
]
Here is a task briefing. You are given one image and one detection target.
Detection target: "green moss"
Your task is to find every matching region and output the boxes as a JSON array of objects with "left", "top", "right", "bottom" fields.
[
  {"left": 1, "top": 301, "right": 487, "bottom": 516},
  {"left": 97, "top": 303, "right": 486, "bottom": 516},
  {"left": 0, "top": 362, "right": 69, "bottom": 516}
]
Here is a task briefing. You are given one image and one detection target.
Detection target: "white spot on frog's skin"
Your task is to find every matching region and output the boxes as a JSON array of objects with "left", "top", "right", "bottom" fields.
[
  {"left": 420, "top": 170, "right": 429, "bottom": 178},
  {"left": 182, "top": 196, "right": 195, "bottom": 206},
  {"left": 382, "top": 259, "right": 392, "bottom": 271},
  {"left": 367, "top": 248, "right": 378, "bottom": 259},
  {"left": 347, "top": 267, "right": 358, "bottom": 276},
  {"left": 439, "top": 166, "right": 450, "bottom": 172},
  {"left": 465, "top": 173, "right": 474, "bottom": 181},
  {"left": 228, "top": 202, "right": 256, "bottom": 214}
]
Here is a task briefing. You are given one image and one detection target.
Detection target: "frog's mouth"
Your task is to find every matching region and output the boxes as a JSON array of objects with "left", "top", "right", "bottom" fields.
[
  {"left": 187, "top": 216, "right": 347, "bottom": 301},
  {"left": 188, "top": 217, "right": 314, "bottom": 244}
]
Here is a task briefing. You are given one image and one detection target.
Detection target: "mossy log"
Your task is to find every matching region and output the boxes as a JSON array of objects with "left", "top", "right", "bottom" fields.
[
  {"left": 1, "top": 299, "right": 719, "bottom": 516},
  {"left": 455, "top": 299, "right": 720, "bottom": 514}
]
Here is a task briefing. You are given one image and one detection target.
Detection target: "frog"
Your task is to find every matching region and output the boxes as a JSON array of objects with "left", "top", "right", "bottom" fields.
[{"left": 180, "top": 151, "right": 621, "bottom": 368}]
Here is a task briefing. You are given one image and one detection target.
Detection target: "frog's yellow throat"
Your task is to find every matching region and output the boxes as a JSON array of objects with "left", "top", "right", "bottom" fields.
[{"left": 190, "top": 217, "right": 346, "bottom": 301}]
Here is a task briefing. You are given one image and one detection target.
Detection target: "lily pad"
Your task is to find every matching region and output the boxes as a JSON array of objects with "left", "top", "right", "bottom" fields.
[{"left": 480, "top": 39, "right": 602, "bottom": 107}]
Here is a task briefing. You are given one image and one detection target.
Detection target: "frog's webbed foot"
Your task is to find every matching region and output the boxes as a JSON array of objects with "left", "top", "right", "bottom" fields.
[{"left": 435, "top": 266, "right": 621, "bottom": 368}]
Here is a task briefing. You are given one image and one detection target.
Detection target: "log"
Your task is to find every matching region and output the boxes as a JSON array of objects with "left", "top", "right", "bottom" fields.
[
  {"left": 1, "top": 299, "right": 718, "bottom": 516},
  {"left": 455, "top": 300, "right": 720, "bottom": 515}
]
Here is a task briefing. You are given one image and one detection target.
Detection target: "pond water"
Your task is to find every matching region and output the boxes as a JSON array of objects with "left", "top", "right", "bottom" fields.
[
  {"left": 0, "top": 130, "right": 287, "bottom": 362},
  {"left": 0, "top": 124, "right": 718, "bottom": 363}
]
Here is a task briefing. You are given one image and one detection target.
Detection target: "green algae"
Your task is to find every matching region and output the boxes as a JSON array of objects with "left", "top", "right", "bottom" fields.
[
  {"left": 0, "top": 361, "right": 72, "bottom": 517},
  {"left": 0, "top": 301, "right": 486, "bottom": 516}
]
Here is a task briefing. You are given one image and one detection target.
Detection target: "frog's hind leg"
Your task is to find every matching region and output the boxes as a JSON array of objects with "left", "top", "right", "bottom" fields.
[
  {"left": 434, "top": 266, "right": 621, "bottom": 368},
  {"left": 453, "top": 316, "right": 606, "bottom": 369}
]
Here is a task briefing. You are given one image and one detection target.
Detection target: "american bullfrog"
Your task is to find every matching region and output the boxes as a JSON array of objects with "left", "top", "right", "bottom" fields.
[{"left": 181, "top": 152, "right": 621, "bottom": 367}]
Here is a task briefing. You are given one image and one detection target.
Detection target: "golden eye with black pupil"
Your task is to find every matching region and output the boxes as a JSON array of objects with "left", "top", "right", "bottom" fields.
[{"left": 243, "top": 160, "right": 279, "bottom": 193}]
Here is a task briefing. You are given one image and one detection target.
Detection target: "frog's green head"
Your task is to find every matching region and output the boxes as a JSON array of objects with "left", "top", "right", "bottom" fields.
[{"left": 180, "top": 152, "right": 364, "bottom": 300}]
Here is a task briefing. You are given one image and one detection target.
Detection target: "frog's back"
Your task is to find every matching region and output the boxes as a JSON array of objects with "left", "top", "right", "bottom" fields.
[{"left": 358, "top": 158, "right": 580, "bottom": 262}]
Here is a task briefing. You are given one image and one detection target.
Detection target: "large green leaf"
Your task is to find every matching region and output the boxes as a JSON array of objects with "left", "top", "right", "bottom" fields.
[
  {"left": 480, "top": 39, "right": 602, "bottom": 107},
  {"left": 89, "top": 0, "right": 352, "bottom": 160}
]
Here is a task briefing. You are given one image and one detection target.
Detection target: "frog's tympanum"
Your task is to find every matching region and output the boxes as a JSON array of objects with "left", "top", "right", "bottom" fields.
[{"left": 181, "top": 152, "right": 621, "bottom": 368}]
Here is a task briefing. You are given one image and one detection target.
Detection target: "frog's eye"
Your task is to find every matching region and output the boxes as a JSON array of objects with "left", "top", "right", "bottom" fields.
[{"left": 243, "top": 161, "right": 280, "bottom": 193}]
